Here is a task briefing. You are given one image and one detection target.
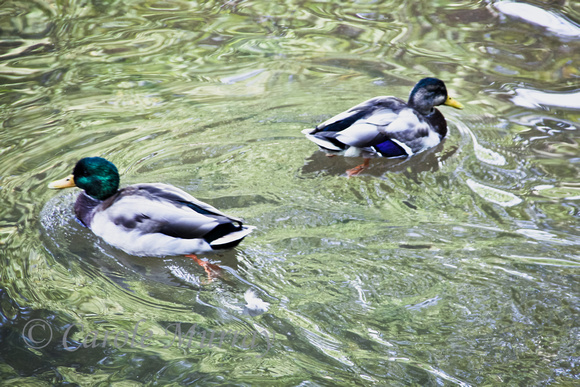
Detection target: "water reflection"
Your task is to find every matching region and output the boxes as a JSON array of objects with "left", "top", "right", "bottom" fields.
[
  {"left": 511, "top": 87, "right": 580, "bottom": 109},
  {"left": 466, "top": 178, "right": 523, "bottom": 207},
  {"left": 493, "top": 1, "right": 580, "bottom": 38}
]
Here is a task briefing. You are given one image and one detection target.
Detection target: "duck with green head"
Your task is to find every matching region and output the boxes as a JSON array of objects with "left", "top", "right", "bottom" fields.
[
  {"left": 302, "top": 77, "right": 464, "bottom": 176},
  {"left": 49, "top": 157, "right": 255, "bottom": 275}
]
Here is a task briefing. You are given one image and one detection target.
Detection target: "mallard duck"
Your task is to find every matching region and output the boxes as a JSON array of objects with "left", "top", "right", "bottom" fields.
[
  {"left": 48, "top": 157, "right": 254, "bottom": 275},
  {"left": 302, "top": 77, "right": 463, "bottom": 176}
]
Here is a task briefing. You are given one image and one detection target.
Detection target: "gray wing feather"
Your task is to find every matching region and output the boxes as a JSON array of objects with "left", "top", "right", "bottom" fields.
[
  {"left": 132, "top": 183, "right": 237, "bottom": 220},
  {"left": 314, "top": 96, "right": 405, "bottom": 132},
  {"left": 106, "top": 184, "right": 241, "bottom": 240},
  {"left": 335, "top": 123, "right": 389, "bottom": 148},
  {"left": 316, "top": 108, "right": 362, "bottom": 130}
]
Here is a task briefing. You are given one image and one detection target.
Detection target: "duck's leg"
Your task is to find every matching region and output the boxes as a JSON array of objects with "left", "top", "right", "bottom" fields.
[
  {"left": 346, "top": 158, "right": 370, "bottom": 177},
  {"left": 185, "top": 254, "right": 222, "bottom": 280}
]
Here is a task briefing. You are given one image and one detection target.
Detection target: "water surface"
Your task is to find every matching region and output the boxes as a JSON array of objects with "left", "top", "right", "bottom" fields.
[{"left": 1, "top": 0, "right": 579, "bottom": 385}]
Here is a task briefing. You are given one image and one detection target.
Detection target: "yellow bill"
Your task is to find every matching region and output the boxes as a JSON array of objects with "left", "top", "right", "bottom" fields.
[
  {"left": 444, "top": 95, "right": 463, "bottom": 109},
  {"left": 48, "top": 174, "right": 76, "bottom": 189}
]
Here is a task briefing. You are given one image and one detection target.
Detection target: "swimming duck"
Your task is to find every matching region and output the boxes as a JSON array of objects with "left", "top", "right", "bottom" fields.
[
  {"left": 48, "top": 157, "right": 254, "bottom": 275},
  {"left": 302, "top": 77, "right": 463, "bottom": 176}
]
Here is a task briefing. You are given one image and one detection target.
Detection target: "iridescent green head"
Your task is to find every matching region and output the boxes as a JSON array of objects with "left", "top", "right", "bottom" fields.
[
  {"left": 49, "top": 157, "right": 120, "bottom": 200},
  {"left": 408, "top": 77, "right": 463, "bottom": 114}
]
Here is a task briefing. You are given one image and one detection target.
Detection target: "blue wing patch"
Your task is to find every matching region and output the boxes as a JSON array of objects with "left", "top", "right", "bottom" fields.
[{"left": 373, "top": 139, "right": 408, "bottom": 157}]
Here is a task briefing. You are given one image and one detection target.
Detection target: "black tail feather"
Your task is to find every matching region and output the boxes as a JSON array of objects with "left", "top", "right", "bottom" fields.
[{"left": 203, "top": 223, "right": 242, "bottom": 245}]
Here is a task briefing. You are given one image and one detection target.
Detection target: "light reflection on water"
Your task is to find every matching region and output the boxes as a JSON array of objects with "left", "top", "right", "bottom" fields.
[{"left": 1, "top": 0, "right": 580, "bottom": 385}]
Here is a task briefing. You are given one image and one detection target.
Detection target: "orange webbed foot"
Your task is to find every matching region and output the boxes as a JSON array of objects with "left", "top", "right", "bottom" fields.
[
  {"left": 185, "top": 254, "right": 222, "bottom": 281},
  {"left": 346, "top": 158, "right": 370, "bottom": 177}
]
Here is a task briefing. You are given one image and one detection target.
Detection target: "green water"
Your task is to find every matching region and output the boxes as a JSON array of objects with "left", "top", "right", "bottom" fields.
[{"left": 1, "top": 0, "right": 579, "bottom": 385}]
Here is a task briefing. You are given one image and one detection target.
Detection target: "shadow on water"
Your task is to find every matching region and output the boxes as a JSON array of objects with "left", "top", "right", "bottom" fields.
[{"left": 300, "top": 141, "right": 458, "bottom": 178}]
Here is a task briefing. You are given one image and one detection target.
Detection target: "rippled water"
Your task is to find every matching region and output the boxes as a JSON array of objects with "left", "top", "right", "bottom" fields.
[{"left": 1, "top": 0, "right": 579, "bottom": 385}]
